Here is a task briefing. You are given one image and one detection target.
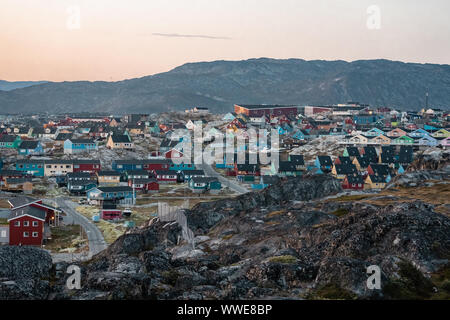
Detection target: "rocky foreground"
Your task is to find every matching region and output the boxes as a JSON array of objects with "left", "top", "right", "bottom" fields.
[{"left": 1, "top": 169, "right": 450, "bottom": 300}]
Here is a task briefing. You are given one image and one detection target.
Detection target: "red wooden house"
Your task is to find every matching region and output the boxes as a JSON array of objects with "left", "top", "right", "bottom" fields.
[
  {"left": 143, "top": 159, "right": 171, "bottom": 172},
  {"left": 8, "top": 206, "right": 46, "bottom": 246},
  {"left": 101, "top": 203, "right": 122, "bottom": 220},
  {"left": 342, "top": 174, "right": 364, "bottom": 190},
  {"left": 72, "top": 160, "right": 101, "bottom": 173},
  {"left": 8, "top": 196, "right": 61, "bottom": 225},
  {"left": 227, "top": 118, "right": 247, "bottom": 130},
  {"left": 128, "top": 178, "right": 159, "bottom": 193}
]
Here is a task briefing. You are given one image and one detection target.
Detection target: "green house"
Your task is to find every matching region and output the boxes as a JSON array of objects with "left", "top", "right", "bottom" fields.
[
  {"left": 189, "top": 177, "right": 222, "bottom": 194},
  {"left": 0, "top": 135, "right": 22, "bottom": 149},
  {"left": 394, "top": 135, "right": 414, "bottom": 145}
]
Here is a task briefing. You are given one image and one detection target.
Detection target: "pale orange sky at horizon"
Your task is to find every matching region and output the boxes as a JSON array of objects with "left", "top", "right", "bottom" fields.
[{"left": 1, "top": 0, "right": 449, "bottom": 82}]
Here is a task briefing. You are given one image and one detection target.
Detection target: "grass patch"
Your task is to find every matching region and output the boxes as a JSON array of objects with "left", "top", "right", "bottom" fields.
[
  {"left": 332, "top": 194, "right": 371, "bottom": 202},
  {"left": 383, "top": 261, "right": 434, "bottom": 300},
  {"left": 307, "top": 283, "right": 357, "bottom": 300},
  {"left": 330, "top": 208, "right": 350, "bottom": 217},
  {"left": 268, "top": 255, "right": 298, "bottom": 264},
  {"left": 45, "top": 225, "right": 87, "bottom": 253}
]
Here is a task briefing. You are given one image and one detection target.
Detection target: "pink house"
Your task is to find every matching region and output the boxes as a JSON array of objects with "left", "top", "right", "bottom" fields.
[{"left": 441, "top": 137, "right": 450, "bottom": 148}]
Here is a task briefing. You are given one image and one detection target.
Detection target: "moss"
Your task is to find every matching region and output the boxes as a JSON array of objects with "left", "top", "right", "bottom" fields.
[
  {"left": 268, "top": 255, "right": 298, "bottom": 264},
  {"left": 307, "top": 283, "right": 357, "bottom": 300},
  {"left": 162, "top": 270, "right": 180, "bottom": 286},
  {"left": 330, "top": 208, "right": 350, "bottom": 217},
  {"left": 383, "top": 261, "right": 434, "bottom": 300},
  {"left": 222, "top": 234, "right": 234, "bottom": 240},
  {"left": 332, "top": 194, "right": 370, "bottom": 202}
]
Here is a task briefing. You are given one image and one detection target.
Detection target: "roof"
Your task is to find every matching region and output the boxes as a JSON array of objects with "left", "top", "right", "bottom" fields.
[
  {"left": 72, "top": 159, "right": 101, "bottom": 165},
  {"left": 346, "top": 147, "right": 360, "bottom": 157},
  {"left": 97, "top": 186, "right": 133, "bottom": 192},
  {"left": 67, "top": 172, "right": 92, "bottom": 179},
  {"left": 191, "top": 177, "right": 220, "bottom": 184},
  {"left": 97, "top": 170, "right": 120, "bottom": 176},
  {"left": 317, "top": 156, "right": 333, "bottom": 166},
  {"left": 68, "top": 139, "right": 95, "bottom": 144},
  {"left": 337, "top": 156, "right": 353, "bottom": 165},
  {"left": 236, "top": 104, "right": 297, "bottom": 110},
  {"left": 261, "top": 175, "right": 280, "bottom": 185},
  {"left": 0, "top": 135, "right": 18, "bottom": 142},
  {"left": 278, "top": 161, "right": 298, "bottom": 172},
  {"left": 130, "top": 178, "right": 158, "bottom": 184},
  {"left": 346, "top": 174, "right": 364, "bottom": 184},
  {"left": 368, "top": 174, "right": 386, "bottom": 183},
  {"left": 0, "top": 170, "right": 24, "bottom": 176},
  {"left": 289, "top": 154, "right": 305, "bottom": 165},
  {"left": 354, "top": 156, "right": 371, "bottom": 168},
  {"left": 55, "top": 133, "right": 73, "bottom": 141},
  {"left": 369, "top": 164, "right": 390, "bottom": 176},
  {"left": 19, "top": 140, "right": 39, "bottom": 149},
  {"left": 334, "top": 164, "right": 358, "bottom": 175},
  {"left": 8, "top": 206, "right": 46, "bottom": 221},
  {"left": 126, "top": 170, "right": 150, "bottom": 176},
  {"left": 110, "top": 134, "right": 131, "bottom": 143}
]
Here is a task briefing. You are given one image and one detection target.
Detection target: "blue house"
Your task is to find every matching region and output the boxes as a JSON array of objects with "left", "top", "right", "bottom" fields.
[
  {"left": 112, "top": 160, "right": 144, "bottom": 172},
  {"left": 364, "top": 128, "right": 385, "bottom": 137},
  {"left": 87, "top": 186, "right": 135, "bottom": 205},
  {"left": 169, "top": 162, "right": 196, "bottom": 171},
  {"left": 292, "top": 130, "right": 307, "bottom": 141},
  {"left": 418, "top": 135, "right": 438, "bottom": 147},
  {"left": 18, "top": 140, "right": 43, "bottom": 155},
  {"left": 424, "top": 124, "right": 438, "bottom": 132},
  {"left": 408, "top": 128, "right": 430, "bottom": 138},
  {"left": 353, "top": 114, "right": 382, "bottom": 125},
  {"left": 15, "top": 160, "right": 45, "bottom": 177},
  {"left": 251, "top": 175, "right": 280, "bottom": 190},
  {"left": 64, "top": 138, "right": 98, "bottom": 154}
]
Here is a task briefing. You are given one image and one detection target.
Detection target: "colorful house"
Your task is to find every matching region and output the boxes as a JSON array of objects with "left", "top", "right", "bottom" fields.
[
  {"left": 364, "top": 175, "right": 387, "bottom": 190},
  {"left": 16, "top": 160, "right": 45, "bottom": 177},
  {"left": 393, "top": 135, "right": 415, "bottom": 145},
  {"left": 331, "top": 164, "right": 358, "bottom": 179},
  {"left": 0, "top": 135, "right": 21, "bottom": 149},
  {"left": 342, "top": 174, "right": 364, "bottom": 190},
  {"left": 432, "top": 128, "right": 450, "bottom": 138},
  {"left": 189, "top": 177, "right": 222, "bottom": 194},
  {"left": 64, "top": 138, "right": 98, "bottom": 154},
  {"left": 87, "top": 186, "right": 135, "bottom": 205},
  {"left": 128, "top": 178, "right": 159, "bottom": 193},
  {"left": 18, "top": 140, "right": 43, "bottom": 155},
  {"left": 97, "top": 171, "right": 121, "bottom": 186}
]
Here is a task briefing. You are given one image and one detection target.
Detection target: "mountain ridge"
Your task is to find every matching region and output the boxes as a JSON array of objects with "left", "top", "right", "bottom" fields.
[{"left": 1, "top": 58, "right": 449, "bottom": 114}]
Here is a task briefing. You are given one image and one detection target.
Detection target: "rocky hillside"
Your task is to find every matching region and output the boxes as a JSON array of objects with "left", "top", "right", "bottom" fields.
[
  {"left": 2, "top": 173, "right": 449, "bottom": 300},
  {"left": 1, "top": 58, "right": 449, "bottom": 114}
]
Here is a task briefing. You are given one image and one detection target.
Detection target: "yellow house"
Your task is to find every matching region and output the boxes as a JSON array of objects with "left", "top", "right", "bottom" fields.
[
  {"left": 364, "top": 174, "right": 386, "bottom": 190},
  {"left": 96, "top": 171, "right": 121, "bottom": 186},
  {"left": 370, "top": 134, "right": 391, "bottom": 145},
  {"left": 44, "top": 160, "right": 74, "bottom": 176},
  {"left": 349, "top": 134, "right": 369, "bottom": 144},
  {"left": 432, "top": 129, "right": 450, "bottom": 138},
  {"left": 106, "top": 134, "right": 134, "bottom": 150}
]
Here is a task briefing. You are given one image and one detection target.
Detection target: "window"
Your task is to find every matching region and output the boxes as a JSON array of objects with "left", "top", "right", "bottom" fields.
[
  {"left": 23, "top": 221, "right": 29, "bottom": 227},
  {"left": 23, "top": 232, "right": 29, "bottom": 237},
  {"left": 32, "top": 221, "right": 38, "bottom": 227},
  {"left": 14, "top": 221, "right": 20, "bottom": 227},
  {"left": 32, "top": 232, "right": 38, "bottom": 238}
]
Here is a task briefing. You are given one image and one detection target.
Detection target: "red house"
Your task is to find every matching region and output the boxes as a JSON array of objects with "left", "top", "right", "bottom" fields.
[
  {"left": 101, "top": 204, "right": 122, "bottom": 220},
  {"left": 72, "top": 160, "right": 101, "bottom": 173},
  {"left": 8, "top": 196, "right": 61, "bottom": 225},
  {"left": 143, "top": 159, "right": 171, "bottom": 172},
  {"left": 7, "top": 206, "right": 46, "bottom": 246},
  {"left": 342, "top": 175, "right": 364, "bottom": 190},
  {"left": 128, "top": 178, "right": 159, "bottom": 193}
]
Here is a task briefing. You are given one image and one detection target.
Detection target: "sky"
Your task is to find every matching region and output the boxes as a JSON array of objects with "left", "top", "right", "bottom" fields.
[{"left": 1, "top": 0, "right": 449, "bottom": 81}]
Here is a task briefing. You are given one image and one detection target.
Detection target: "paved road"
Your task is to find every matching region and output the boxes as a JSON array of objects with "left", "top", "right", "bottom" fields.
[
  {"left": 56, "top": 197, "right": 108, "bottom": 259},
  {"left": 199, "top": 163, "right": 249, "bottom": 194}
]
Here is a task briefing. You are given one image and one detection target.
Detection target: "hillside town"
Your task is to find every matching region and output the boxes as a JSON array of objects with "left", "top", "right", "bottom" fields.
[{"left": 0, "top": 102, "right": 449, "bottom": 255}]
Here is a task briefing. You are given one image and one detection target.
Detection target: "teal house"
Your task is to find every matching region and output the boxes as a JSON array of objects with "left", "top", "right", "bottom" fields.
[
  {"left": 16, "top": 159, "right": 45, "bottom": 177},
  {"left": 0, "top": 135, "right": 21, "bottom": 149},
  {"left": 189, "top": 177, "right": 221, "bottom": 194}
]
